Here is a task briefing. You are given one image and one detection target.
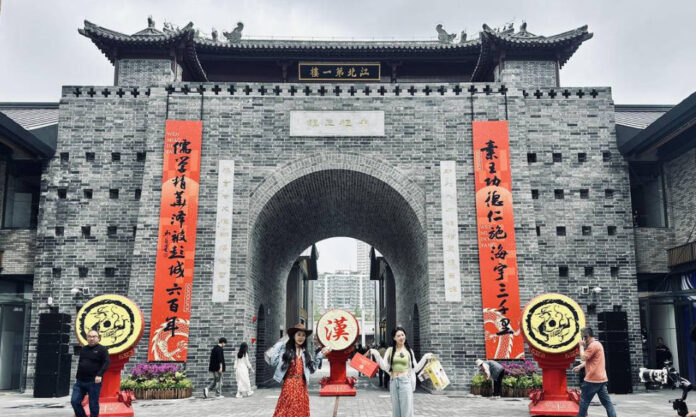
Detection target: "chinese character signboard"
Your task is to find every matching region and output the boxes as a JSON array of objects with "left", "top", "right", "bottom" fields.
[
  {"left": 289, "top": 111, "right": 384, "bottom": 137},
  {"left": 440, "top": 161, "right": 462, "bottom": 302},
  {"left": 298, "top": 62, "right": 380, "bottom": 81},
  {"left": 472, "top": 121, "right": 524, "bottom": 359},
  {"left": 212, "top": 160, "right": 234, "bottom": 303},
  {"left": 316, "top": 309, "right": 359, "bottom": 351},
  {"left": 148, "top": 120, "right": 203, "bottom": 362}
]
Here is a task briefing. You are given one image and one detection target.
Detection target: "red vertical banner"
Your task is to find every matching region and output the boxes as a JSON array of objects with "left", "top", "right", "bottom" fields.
[
  {"left": 147, "top": 120, "right": 203, "bottom": 362},
  {"left": 472, "top": 121, "right": 524, "bottom": 359}
]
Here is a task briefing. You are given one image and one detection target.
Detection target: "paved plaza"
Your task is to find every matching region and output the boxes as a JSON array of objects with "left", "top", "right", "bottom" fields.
[{"left": 0, "top": 369, "right": 687, "bottom": 417}]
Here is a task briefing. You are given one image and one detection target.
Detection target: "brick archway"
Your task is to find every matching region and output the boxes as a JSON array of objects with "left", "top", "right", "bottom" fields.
[{"left": 247, "top": 154, "right": 429, "bottom": 361}]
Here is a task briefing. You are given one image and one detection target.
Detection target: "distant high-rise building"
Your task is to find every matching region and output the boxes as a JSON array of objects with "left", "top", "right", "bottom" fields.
[
  {"left": 314, "top": 270, "right": 374, "bottom": 320},
  {"left": 356, "top": 240, "right": 370, "bottom": 276}
]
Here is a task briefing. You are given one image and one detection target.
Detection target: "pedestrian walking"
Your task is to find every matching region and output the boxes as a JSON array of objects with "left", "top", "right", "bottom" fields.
[
  {"left": 475, "top": 358, "right": 506, "bottom": 397},
  {"left": 270, "top": 323, "right": 330, "bottom": 417},
  {"left": 234, "top": 342, "right": 254, "bottom": 398},
  {"left": 70, "top": 330, "right": 110, "bottom": 417},
  {"left": 204, "top": 337, "right": 227, "bottom": 398},
  {"left": 370, "top": 326, "right": 433, "bottom": 417},
  {"left": 572, "top": 327, "right": 617, "bottom": 417},
  {"left": 378, "top": 342, "right": 389, "bottom": 388},
  {"left": 655, "top": 337, "right": 673, "bottom": 367}
]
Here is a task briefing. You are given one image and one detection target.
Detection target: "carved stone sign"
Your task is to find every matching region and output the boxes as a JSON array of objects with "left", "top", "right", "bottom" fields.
[{"left": 289, "top": 111, "right": 384, "bottom": 137}]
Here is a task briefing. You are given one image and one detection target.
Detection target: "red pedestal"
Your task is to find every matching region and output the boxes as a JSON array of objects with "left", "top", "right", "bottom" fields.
[
  {"left": 319, "top": 349, "right": 356, "bottom": 396},
  {"left": 78, "top": 349, "right": 136, "bottom": 417},
  {"left": 528, "top": 346, "right": 581, "bottom": 416}
]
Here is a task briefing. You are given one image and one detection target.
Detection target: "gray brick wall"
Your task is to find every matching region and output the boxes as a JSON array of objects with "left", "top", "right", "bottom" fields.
[
  {"left": 634, "top": 228, "right": 674, "bottom": 273},
  {"left": 27, "top": 79, "right": 643, "bottom": 392},
  {"left": 497, "top": 60, "right": 559, "bottom": 87},
  {"left": 117, "top": 59, "right": 181, "bottom": 86},
  {"left": 666, "top": 146, "right": 696, "bottom": 244},
  {"left": 0, "top": 229, "right": 36, "bottom": 275}
]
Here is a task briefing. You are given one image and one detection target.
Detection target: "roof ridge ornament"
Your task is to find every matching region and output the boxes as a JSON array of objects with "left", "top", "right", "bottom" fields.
[
  {"left": 223, "top": 22, "right": 244, "bottom": 43},
  {"left": 436, "top": 24, "right": 456, "bottom": 44},
  {"left": 459, "top": 30, "right": 467, "bottom": 44},
  {"left": 148, "top": 16, "right": 155, "bottom": 28}
]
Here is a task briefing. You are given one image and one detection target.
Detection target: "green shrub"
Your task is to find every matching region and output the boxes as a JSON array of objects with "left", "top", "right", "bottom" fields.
[
  {"left": 502, "top": 376, "right": 517, "bottom": 388},
  {"left": 531, "top": 373, "right": 543, "bottom": 388},
  {"left": 471, "top": 373, "right": 489, "bottom": 387}
]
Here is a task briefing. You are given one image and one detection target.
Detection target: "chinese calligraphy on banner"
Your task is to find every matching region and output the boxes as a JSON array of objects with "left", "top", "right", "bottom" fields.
[
  {"left": 148, "top": 120, "right": 202, "bottom": 362},
  {"left": 472, "top": 121, "right": 524, "bottom": 359},
  {"left": 212, "top": 160, "right": 234, "bottom": 303},
  {"left": 440, "top": 161, "right": 462, "bottom": 302}
]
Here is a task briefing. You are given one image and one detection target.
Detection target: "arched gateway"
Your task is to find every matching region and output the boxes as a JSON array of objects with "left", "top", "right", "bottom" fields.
[{"left": 27, "top": 18, "right": 644, "bottom": 393}]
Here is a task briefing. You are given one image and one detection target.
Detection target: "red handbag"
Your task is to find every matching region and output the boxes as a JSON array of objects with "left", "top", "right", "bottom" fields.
[{"left": 349, "top": 352, "right": 379, "bottom": 378}]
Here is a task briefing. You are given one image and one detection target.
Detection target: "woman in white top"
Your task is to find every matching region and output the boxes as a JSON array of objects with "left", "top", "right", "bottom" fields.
[
  {"left": 234, "top": 342, "right": 254, "bottom": 398},
  {"left": 370, "top": 326, "right": 433, "bottom": 417}
]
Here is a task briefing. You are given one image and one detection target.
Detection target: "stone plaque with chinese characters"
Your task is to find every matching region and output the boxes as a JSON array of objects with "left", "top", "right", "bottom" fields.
[
  {"left": 298, "top": 62, "right": 380, "bottom": 81},
  {"left": 212, "top": 160, "right": 234, "bottom": 303},
  {"left": 440, "top": 161, "right": 462, "bottom": 302},
  {"left": 290, "top": 111, "right": 384, "bottom": 137}
]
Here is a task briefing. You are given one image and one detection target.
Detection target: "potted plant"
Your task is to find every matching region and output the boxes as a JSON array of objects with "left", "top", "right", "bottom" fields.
[
  {"left": 470, "top": 373, "right": 492, "bottom": 396},
  {"left": 120, "top": 363, "right": 193, "bottom": 400},
  {"left": 502, "top": 375, "right": 517, "bottom": 397}
]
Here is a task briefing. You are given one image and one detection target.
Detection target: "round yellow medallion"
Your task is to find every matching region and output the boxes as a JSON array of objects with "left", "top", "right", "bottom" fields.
[
  {"left": 522, "top": 293, "right": 586, "bottom": 354},
  {"left": 75, "top": 294, "right": 145, "bottom": 355}
]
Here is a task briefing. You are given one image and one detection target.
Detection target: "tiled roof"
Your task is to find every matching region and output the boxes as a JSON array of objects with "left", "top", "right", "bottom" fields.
[
  {"left": 615, "top": 105, "right": 673, "bottom": 129},
  {"left": 194, "top": 37, "right": 482, "bottom": 51},
  {"left": 0, "top": 103, "right": 59, "bottom": 130}
]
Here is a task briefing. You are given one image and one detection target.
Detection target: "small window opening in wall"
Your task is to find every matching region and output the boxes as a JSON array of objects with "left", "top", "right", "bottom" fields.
[
  {"left": 55, "top": 227, "right": 64, "bottom": 236},
  {"left": 52, "top": 268, "right": 61, "bottom": 278},
  {"left": 553, "top": 153, "right": 562, "bottom": 163},
  {"left": 81, "top": 226, "right": 91, "bottom": 238},
  {"left": 605, "top": 189, "right": 614, "bottom": 199},
  {"left": 85, "top": 152, "right": 95, "bottom": 162},
  {"left": 105, "top": 267, "right": 116, "bottom": 278},
  {"left": 559, "top": 266, "right": 569, "bottom": 277},
  {"left": 84, "top": 189, "right": 93, "bottom": 199},
  {"left": 134, "top": 189, "right": 141, "bottom": 200},
  {"left": 607, "top": 226, "right": 617, "bottom": 236},
  {"left": 78, "top": 266, "right": 88, "bottom": 278},
  {"left": 111, "top": 152, "right": 121, "bottom": 162},
  {"left": 107, "top": 226, "right": 117, "bottom": 237},
  {"left": 580, "top": 189, "right": 589, "bottom": 199},
  {"left": 610, "top": 267, "right": 619, "bottom": 277},
  {"left": 554, "top": 189, "right": 564, "bottom": 199},
  {"left": 603, "top": 151, "right": 611, "bottom": 162},
  {"left": 535, "top": 226, "right": 541, "bottom": 236},
  {"left": 577, "top": 153, "right": 587, "bottom": 163},
  {"left": 132, "top": 226, "right": 137, "bottom": 238},
  {"left": 582, "top": 226, "right": 592, "bottom": 236},
  {"left": 556, "top": 226, "right": 566, "bottom": 236},
  {"left": 531, "top": 189, "right": 539, "bottom": 200},
  {"left": 136, "top": 152, "right": 146, "bottom": 162},
  {"left": 527, "top": 153, "right": 537, "bottom": 163},
  {"left": 109, "top": 189, "right": 119, "bottom": 199},
  {"left": 57, "top": 188, "right": 67, "bottom": 199},
  {"left": 584, "top": 266, "right": 594, "bottom": 277},
  {"left": 59, "top": 152, "right": 69, "bottom": 162}
]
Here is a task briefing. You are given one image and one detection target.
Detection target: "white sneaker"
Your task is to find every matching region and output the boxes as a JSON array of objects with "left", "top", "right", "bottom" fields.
[
  {"left": 247, "top": 391, "right": 254, "bottom": 396},
  {"left": 203, "top": 387, "right": 208, "bottom": 398},
  {"left": 217, "top": 394, "right": 225, "bottom": 398},
  {"left": 236, "top": 393, "right": 242, "bottom": 398}
]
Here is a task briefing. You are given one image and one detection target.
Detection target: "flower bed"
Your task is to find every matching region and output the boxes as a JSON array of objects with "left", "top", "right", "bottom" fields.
[
  {"left": 120, "top": 363, "right": 193, "bottom": 400},
  {"left": 470, "top": 360, "right": 543, "bottom": 397}
]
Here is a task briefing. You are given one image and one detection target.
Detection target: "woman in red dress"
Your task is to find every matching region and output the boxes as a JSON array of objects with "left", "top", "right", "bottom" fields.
[{"left": 270, "top": 323, "right": 329, "bottom": 417}]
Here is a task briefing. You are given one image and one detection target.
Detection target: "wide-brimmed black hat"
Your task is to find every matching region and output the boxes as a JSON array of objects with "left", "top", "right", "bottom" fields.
[{"left": 287, "top": 323, "right": 312, "bottom": 338}]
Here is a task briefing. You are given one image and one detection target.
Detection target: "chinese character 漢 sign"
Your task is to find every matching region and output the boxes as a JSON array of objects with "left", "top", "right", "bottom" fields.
[
  {"left": 472, "top": 121, "right": 524, "bottom": 360},
  {"left": 212, "top": 160, "right": 234, "bottom": 303},
  {"left": 316, "top": 309, "right": 359, "bottom": 351},
  {"left": 147, "top": 120, "right": 202, "bottom": 362},
  {"left": 298, "top": 62, "right": 380, "bottom": 81},
  {"left": 290, "top": 111, "right": 384, "bottom": 137},
  {"left": 440, "top": 161, "right": 462, "bottom": 302}
]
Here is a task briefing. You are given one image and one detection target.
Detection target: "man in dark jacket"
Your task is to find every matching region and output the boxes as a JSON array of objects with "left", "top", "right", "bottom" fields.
[
  {"left": 71, "top": 330, "right": 110, "bottom": 417},
  {"left": 204, "top": 337, "right": 227, "bottom": 398}
]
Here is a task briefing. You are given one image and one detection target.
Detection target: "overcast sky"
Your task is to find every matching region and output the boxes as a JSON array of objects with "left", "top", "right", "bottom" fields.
[
  {"left": 1, "top": 0, "right": 695, "bottom": 104},
  {"left": 1, "top": 1, "right": 694, "bottom": 272}
]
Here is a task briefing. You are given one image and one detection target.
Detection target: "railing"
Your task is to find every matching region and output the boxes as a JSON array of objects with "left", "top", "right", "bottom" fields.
[{"left": 668, "top": 241, "right": 696, "bottom": 267}]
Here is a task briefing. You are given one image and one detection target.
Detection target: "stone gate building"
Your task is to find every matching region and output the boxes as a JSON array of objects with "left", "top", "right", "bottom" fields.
[{"left": 3, "top": 18, "right": 648, "bottom": 391}]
